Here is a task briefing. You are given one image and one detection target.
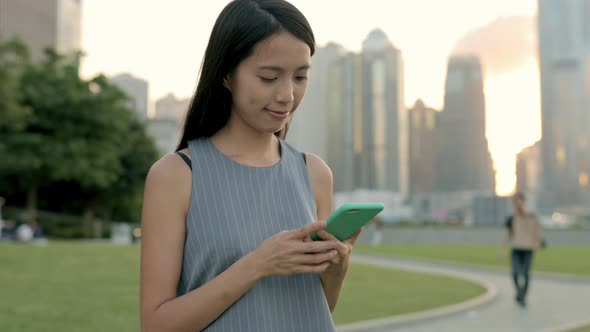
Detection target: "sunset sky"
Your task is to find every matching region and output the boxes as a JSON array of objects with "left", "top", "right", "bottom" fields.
[{"left": 80, "top": 0, "right": 541, "bottom": 195}]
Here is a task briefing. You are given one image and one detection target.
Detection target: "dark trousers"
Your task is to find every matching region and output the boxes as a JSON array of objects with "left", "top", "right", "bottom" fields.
[{"left": 511, "top": 249, "right": 534, "bottom": 301}]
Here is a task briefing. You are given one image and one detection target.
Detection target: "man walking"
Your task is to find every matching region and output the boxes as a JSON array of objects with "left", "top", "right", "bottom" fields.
[{"left": 504, "top": 192, "right": 543, "bottom": 307}]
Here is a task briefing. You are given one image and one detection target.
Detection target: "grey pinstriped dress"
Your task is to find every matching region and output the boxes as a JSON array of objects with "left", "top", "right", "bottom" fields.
[{"left": 176, "top": 137, "right": 335, "bottom": 331}]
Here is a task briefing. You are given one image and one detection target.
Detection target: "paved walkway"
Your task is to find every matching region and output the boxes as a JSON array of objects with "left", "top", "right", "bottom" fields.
[{"left": 340, "top": 254, "right": 590, "bottom": 332}]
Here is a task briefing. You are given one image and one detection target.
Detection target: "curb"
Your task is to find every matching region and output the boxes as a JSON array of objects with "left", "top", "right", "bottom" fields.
[
  {"left": 336, "top": 255, "right": 498, "bottom": 332},
  {"left": 543, "top": 319, "right": 590, "bottom": 332}
]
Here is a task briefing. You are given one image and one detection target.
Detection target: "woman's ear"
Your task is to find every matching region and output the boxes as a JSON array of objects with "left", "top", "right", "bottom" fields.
[{"left": 223, "top": 75, "right": 231, "bottom": 91}]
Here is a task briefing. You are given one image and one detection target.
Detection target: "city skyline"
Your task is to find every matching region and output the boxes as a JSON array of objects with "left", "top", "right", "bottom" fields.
[
  {"left": 80, "top": 0, "right": 540, "bottom": 195},
  {"left": 537, "top": 0, "right": 590, "bottom": 210}
]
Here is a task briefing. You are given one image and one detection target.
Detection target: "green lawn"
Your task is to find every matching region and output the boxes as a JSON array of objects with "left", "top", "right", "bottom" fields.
[
  {"left": 570, "top": 324, "right": 590, "bottom": 332},
  {"left": 0, "top": 242, "right": 485, "bottom": 331},
  {"left": 0, "top": 242, "right": 140, "bottom": 332},
  {"left": 356, "top": 245, "right": 590, "bottom": 277},
  {"left": 333, "top": 263, "right": 484, "bottom": 324}
]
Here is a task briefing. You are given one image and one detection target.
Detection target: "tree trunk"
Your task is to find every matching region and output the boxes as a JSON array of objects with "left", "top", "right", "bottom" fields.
[
  {"left": 83, "top": 208, "right": 94, "bottom": 238},
  {"left": 92, "top": 219, "right": 102, "bottom": 238},
  {"left": 26, "top": 179, "right": 39, "bottom": 223}
]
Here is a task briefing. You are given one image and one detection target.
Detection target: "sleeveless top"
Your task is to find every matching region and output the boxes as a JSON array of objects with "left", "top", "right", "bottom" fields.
[{"left": 176, "top": 137, "right": 335, "bottom": 331}]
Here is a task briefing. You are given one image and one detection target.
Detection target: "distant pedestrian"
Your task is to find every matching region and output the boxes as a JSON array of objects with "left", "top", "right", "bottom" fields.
[
  {"left": 503, "top": 192, "right": 543, "bottom": 307},
  {"left": 371, "top": 217, "right": 383, "bottom": 245}
]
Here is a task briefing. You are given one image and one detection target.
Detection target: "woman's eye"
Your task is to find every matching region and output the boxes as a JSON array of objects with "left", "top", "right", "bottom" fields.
[
  {"left": 295, "top": 76, "right": 308, "bottom": 81},
  {"left": 259, "top": 76, "right": 277, "bottom": 83}
]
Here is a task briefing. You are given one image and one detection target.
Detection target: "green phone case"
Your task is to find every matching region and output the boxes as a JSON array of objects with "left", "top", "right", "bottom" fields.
[{"left": 311, "top": 202, "right": 385, "bottom": 241}]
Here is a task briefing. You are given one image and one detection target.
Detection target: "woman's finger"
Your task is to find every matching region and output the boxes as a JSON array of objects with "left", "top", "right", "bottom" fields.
[
  {"left": 316, "top": 231, "right": 350, "bottom": 256},
  {"left": 299, "top": 240, "right": 340, "bottom": 254},
  {"left": 344, "top": 228, "right": 363, "bottom": 245},
  {"left": 294, "top": 251, "right": 338, "bottom": 265},
  {"left": 316, "top": 230, "right": 337, "bottom": 241}
]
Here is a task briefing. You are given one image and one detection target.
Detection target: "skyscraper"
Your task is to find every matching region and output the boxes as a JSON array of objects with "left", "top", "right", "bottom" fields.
[
  {"left": 408, "top": 99, "right": 438, "bottom": 196},
  {"left": 435, "top": 55, "right": 495, "bottom": 193},
  {"left": 287, "top": 43, "right": 345, "bottom": 160},
  {"left": 326, "top": 52, "right": 363, "bottom": 192},
  {"left": 0, "top": 0, "right": 81, "bottom": 60},
  {"left": 516, "top": 141, "right": 542, "bottom": 194},
  {"left": 360, "top": 29, "right": 407, "bottom": 195},
  {"left": 146, "top": 117, "right": 178, "bottom": 156},
  {"left": 155, "top": 93, "right": 190, "bottom": 127},
  {"left": 538, "top": 0, "right": 590, "bottom": 209},
  {"left": 110, "top": 73, "right": 151, "bottom": 120}
]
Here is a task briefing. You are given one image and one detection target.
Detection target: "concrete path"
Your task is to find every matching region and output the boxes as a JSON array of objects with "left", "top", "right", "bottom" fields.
[{"left": 338, "top": 254, "right": 590, "bottom": 332}]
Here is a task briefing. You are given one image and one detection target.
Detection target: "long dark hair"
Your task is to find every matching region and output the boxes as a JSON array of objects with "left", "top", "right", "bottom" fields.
[{"left": 176, "top": 0, "right": 315, "bottom": 151}]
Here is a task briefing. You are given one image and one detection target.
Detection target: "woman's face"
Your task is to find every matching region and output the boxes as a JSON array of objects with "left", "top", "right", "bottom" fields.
[{"left": 224, "top": 31, "right": 311, "bottom": 135}]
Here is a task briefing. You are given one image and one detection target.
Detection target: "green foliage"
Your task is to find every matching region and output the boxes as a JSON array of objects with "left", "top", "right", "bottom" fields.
[
  {"left": 0, "top": 38, "right": 30, "bottom": 133},
  {"left": 0, "top": 40, "right": 159, "bottom": 234}
]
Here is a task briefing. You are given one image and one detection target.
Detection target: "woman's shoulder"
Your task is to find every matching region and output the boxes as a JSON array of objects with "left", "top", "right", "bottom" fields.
[
  {"left": 142, "top": 151, "right": 193, "bottom": 223},
  {"left": 298, "top": 150, "right": 332, "bottom": 189},
  {"left": 146, "top": 150, "right": 192, "bottom": 190},
  {"left": 279, "top": 138, "right": 302, "bottom": 155},
  {"left": 280, "top": 139, "right": 329, "bottom": 171}
]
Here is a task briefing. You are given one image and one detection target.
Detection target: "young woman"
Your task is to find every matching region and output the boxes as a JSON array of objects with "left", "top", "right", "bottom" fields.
[{"left": 140, "top": 1, "right": 361, "bottom": 330}]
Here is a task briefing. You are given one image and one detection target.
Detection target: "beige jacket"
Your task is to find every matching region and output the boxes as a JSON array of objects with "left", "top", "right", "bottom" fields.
[{"left": 511, "top": 214, "right": 542, "bottom": 250}]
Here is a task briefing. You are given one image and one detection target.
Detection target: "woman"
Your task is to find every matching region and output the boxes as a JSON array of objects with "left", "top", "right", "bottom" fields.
[{"left": 140, "top": 1, "right": 360, "bottom": 330}]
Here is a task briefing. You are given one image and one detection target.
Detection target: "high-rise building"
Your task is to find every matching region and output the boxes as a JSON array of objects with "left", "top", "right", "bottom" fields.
[
  {"left": 287, "top": 43, "right": 345, "bottom": 160},
  {"left": 408, "top": 99, "right": 438, "bottom": 196},
  {"left": 146, "top": 118, "right": 178, "bottom": 156},
  {"left": 360, "top": 29, "right": 407, "bottom": 195},
  {"left": 516, "top": 141, "right": 542, "bottom": 194},
  {"left": 538, "top": 0, "right": 590, "bottom": 209},
  {"left": 435, "top": 55, "right": 495, "bottom": 193},
  {"left": 110, "top": 73, "right": 151, "bottom": 120},
  {"left": 155, "top": 93, "right": 190, "bottom": 127},
  {"left": 0, "top": 0, "right": 81, "bottom": 60},
  {"left": 326, "top": 52, "right": 363, "bottom": 192}
]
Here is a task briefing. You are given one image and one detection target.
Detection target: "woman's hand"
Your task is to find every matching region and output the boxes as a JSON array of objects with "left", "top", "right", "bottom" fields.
[
  {"left": 312, "top": 227, "right": 362, "bottom": 276},
  {"left": 249, "top": 221, "right": 342, "bottom": 278}
]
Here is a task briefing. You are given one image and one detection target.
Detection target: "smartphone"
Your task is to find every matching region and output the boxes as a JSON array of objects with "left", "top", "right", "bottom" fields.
[{"left": 311, "top": 202, "right": 385, "bottom": 241}]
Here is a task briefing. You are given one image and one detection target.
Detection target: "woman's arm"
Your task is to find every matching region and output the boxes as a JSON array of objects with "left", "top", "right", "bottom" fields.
[
  {"left": 305, "top": 153, "right": 353, "bottom": 312},
  {"left": 140, "top": 154, "right": 262, "bottom": 332}
]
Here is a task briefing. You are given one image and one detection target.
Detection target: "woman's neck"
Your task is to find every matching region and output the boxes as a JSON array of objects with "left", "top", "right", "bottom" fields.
[{"left": 211, "top": 123, "right": 280, "bottom": 166}]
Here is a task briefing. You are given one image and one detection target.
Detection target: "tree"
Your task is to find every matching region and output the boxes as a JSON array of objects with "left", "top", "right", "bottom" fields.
[
  {"left": 1, "top": 44, "right": 137, "bottom": 223},
  {"left": 0, "top": 38, "right": 30, "bottom": 131},
  {"left": 97, "top": 118, "right": 159, "bottom": 224},
  {"left": 0, "top": 39, "right": 32, "bottom": 211},
  {"left": 0, "top": 41, "right": 159, "bottom": 236}
]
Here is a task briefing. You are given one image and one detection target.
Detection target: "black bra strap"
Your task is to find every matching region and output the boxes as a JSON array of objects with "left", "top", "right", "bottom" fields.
[{"left": 175, "top": 151, "right": 192, "bottom": 171}]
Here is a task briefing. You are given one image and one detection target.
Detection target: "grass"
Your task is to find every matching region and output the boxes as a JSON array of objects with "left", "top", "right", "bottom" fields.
[
  {"left": 332, "top": 263, "right": 485, "bottom": 324},
  {"left": 356, "top": 245, "right": 590, "bottom": 277},
  {"left": 0, "top": 241, "right": 485, "bottom": 331},
  {"left": 0, "top": 242, "right": 140, "bottom": 332},
  {"left": 570, "top": 324, "right": 590, "bottom": 332}
]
